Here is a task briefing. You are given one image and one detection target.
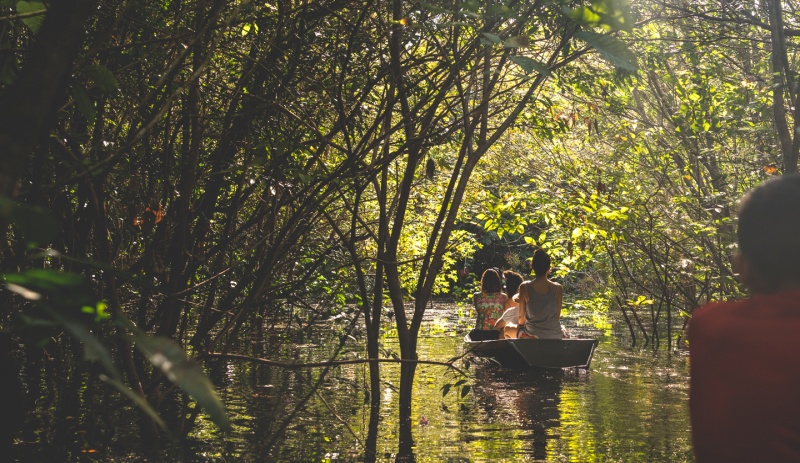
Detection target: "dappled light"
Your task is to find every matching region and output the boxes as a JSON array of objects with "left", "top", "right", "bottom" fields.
[{"left": 0, "top": 0, "right": 796, "bottom": 461}]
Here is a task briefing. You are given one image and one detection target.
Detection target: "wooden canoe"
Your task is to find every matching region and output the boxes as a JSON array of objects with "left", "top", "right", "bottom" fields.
[{"left": 464, "top": 329, "right": 599, "bottom": 369}]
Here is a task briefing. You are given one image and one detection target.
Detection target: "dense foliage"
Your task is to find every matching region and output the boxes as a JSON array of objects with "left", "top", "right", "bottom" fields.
[{"left": 0, "top": 0, "right": 797, "bottom": 459}]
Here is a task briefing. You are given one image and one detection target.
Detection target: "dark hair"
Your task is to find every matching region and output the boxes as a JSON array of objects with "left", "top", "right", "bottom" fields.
[
  {"left": 530, "top": 249, "right": 552, "bottom": 277},
  {"left": 480, "top": 268, "right": 503, "bottom": 293},
  {"left": 737, "top": 174, "right": 800, "bottom": 286},
  {"left": 503, "top": 270, "right": 524, "bottom": 296}
]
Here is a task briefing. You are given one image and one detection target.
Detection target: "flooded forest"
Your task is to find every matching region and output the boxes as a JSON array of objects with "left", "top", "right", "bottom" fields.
[{"left": 0, "top": 0, "right": 797, "bottom": 461}]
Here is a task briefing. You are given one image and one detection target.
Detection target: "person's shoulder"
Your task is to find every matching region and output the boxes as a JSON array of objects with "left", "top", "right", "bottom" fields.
[
  {"left": 688, "top": 299, "right": 745, "bottom": 339},
  {"left": 693, "top": 299, "right": 742, "bottom": 319},
  {"left": 691, "top": 300, "right": 734, "bottom": 322}
]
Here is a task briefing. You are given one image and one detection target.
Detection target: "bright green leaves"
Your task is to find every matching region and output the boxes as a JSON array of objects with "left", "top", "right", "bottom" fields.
[
  {"left": 566, "top": 0, "right": 635, "bottom": 32},
  {"left": 81, "top": 301, "right": 110, "bottom": 323},
  {"left": 563, "top": 0, "right": 638, "bottom": 74},
  {"left": 475, "top": 195, "right": 529, "bottom": 239},
  {"left": 575, "top": 31, "right": 638, "bottom": 73},
  {"left": 240, "top": 23, "right": 259, "bottom": 36},
  {"left": 668, "top": 67, "right": 754, "bottom": 137},
  {"left": 627, "top": 294, "right": 654, "bottom": 307}
]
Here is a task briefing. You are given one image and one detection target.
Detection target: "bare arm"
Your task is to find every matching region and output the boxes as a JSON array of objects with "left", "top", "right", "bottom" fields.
[
  {"left": 555, "top": 284, "right": 563, "bottom": 319},
  {"left": 517, "top": 285, "right": 528, "bottom": 326}
]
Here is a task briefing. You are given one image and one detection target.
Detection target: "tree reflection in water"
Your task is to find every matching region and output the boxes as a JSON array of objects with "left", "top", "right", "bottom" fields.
[
  {"left": 472, "top": 364, "right": 566, "bottom": 460},
  {"left": 41, "top": 305, "right": 688, "bottom": 462}
]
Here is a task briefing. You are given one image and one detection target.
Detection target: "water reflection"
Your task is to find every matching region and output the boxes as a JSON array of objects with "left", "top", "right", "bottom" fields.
[
  {"left": 472, "top": 366, "right": 566, "bottom": 460},
  {"left": 376, "top": 324, "right": 692, "bottom": 462},
  {"left": 33, "top": 304, "right": 690, "bottom": 462}
]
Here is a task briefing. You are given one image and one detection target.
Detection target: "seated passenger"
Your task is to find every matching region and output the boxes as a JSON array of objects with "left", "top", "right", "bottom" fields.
[
  {"left": 473, "top": 268, "right": 506, "bottom": 330},
  {"left": 494, "top": 270, "right": 524, "bottom": 336},
  {"left": 504, "top": 249, "right": 564, "bottom": 340}
]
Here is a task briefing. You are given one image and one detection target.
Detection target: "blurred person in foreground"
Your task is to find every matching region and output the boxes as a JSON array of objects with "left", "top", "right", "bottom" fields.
[{"left": 689, "top": 174, "right": 800, "bottom": 462}]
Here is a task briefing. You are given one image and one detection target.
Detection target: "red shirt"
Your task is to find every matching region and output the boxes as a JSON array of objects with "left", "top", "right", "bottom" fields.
[{"left": 689, "top": 290, "right": 800, "bottom": 462}]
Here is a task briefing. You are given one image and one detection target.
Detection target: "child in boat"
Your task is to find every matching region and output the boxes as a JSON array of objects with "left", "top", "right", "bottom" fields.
[
  {"left": 689, "top": 174, "right": 800, "bottom": 462},
  {"left": 473, "top": 268, "right": 506, "bottom": 330},
  {"left": 503, "top": 249, "right": 564, "bottom": 339},
  {"left": 494, "top": 270, "right": 524, "bottom": 335}
]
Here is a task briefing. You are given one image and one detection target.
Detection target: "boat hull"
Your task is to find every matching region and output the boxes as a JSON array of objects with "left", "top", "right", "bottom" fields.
[{"left": 465, "top": 329, "right": 598, "bottom": 369}]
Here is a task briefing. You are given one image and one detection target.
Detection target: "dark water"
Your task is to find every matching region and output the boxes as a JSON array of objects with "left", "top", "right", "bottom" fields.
[
  {"left": 190, "top": 305, "right": 694, "bottom": 462},
  {"left": 10, "top": 304, "right": 692, "bottom": 462}
]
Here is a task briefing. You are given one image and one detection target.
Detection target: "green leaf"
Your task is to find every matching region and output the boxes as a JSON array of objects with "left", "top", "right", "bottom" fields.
[
  {"left": 240, "top": 23, "right": 259, "bottom": 36},
  {"left": 566, "top": 0, "right": 634, "bottom": 32},
  {"left": 4, "top": 269, "right": 88, "bottom": 297},
  {"left": 81, "top": 301, "right": 110, "bottom": 322},
  {"left": 47, "top": 306, "right": 122, "bottom": 382},
  {"left": 16, "top": 1, "right": 46, "bottom": 33},
  {"left": 575, "top": 31, "right": 638, "bottom": 72},
  {"left": 482, "top": 32, "right": 501, "bottom": 44},
  {"left": 71, "top": 84, "right": 96, "bottom": 124},
  {"left": 441, "top": 383, "right": 452, "bottom": 397},
  {"left": 85, "top": 64, "right": 119, "bottom": 94},
  {"left": 133, "top": 335, "right": 231, "bottom": 432},
  {"left": 460, "top": 385, "right": 471, "bottom": 398},
  {"left": 567, "top": 5, "right": 601, "bottom": 26},
  {"left": 509, "top": 56, "right": 551, "bottom": 76},
  {"left": 100, "top": 374, "right": 168, "bottom": 432}
]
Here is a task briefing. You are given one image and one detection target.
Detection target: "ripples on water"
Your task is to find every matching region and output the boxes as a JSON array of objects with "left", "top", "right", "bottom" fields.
[
  {"left": 7, "top": 302, "right": 692, "bottom": 462},
  {"left": 185, "top": 303, "right": 694, "bottom": 462}
]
